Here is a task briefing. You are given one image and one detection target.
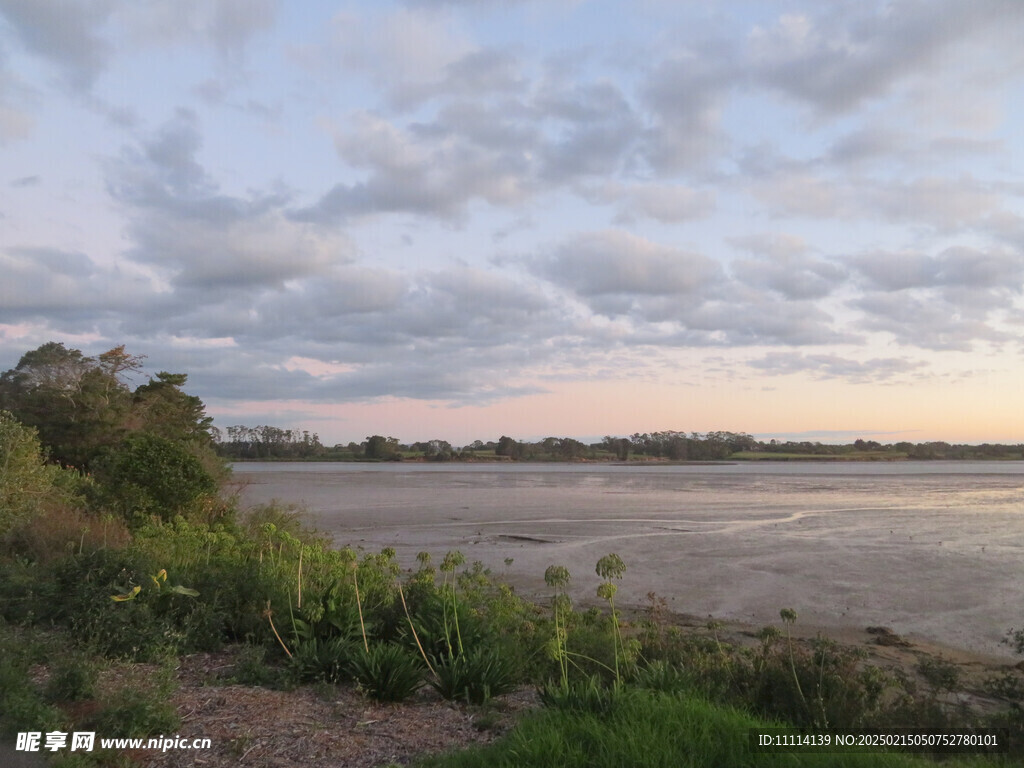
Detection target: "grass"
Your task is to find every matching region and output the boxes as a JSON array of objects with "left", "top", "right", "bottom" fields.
[{"left": 415, "top": 687, "right": 1002, "bottom": 768}]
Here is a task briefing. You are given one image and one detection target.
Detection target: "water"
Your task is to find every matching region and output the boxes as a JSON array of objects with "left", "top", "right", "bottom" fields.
[{"left": 232, "top": 461, "right": 1024, "bottom": 656}]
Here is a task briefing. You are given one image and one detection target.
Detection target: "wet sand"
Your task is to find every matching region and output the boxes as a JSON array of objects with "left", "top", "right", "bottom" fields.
[{"left": 232, "top": 461, "right": 1024, "bottom": 659}]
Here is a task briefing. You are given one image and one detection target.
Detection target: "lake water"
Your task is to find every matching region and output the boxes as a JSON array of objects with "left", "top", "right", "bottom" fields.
[{"left": 232, "top": 461, "right": 1024, "bottom": 656}]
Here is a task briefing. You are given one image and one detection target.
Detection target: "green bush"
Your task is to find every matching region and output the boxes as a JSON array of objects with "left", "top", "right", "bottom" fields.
[
  {"left": 0, "top": 410, "right": 74, "bottom": 536},
  {"left": 290, "top": 636, "right": 358, "bottom": 684},
  {"left": 350, "top": 643, "right": 424, "bottom": 702},
  {"left": 431, "top": 646, "right": 519, "bottom": 704},
  {"left": 45, "top": 654, "right": 99, "bottom": 702},
  {"left": 230, "top": 643, "right": 284, "bottom": 687},
  {"left": 0, "top": 656, "right": 66, "bottom": 737},
  {"left": 91, "top": 433, "right": 217, "bottom": 525}
]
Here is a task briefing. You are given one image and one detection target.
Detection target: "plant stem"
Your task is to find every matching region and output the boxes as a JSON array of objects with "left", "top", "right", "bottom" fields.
[
  {"left": 297, "top": 545, "right": 303, "bottom": 610},
  {"left": 352, "top": 565, "right": 369, "bottom": 654},
  {"left": 265, "top": 601, "right": 292, "bottom": 658},
  {"left": 396, "top": 579, "right": 437, "bottom": 680}
]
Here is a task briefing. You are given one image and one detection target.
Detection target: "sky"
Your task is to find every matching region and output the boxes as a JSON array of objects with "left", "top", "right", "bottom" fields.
[{"left": 1, "top": 0, "right": 1023, "bottom": 447}]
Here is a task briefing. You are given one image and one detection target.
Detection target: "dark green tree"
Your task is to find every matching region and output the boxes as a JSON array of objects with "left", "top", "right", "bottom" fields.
[
  {"left": 0, "top": 342, "right": 138, "bottom": 468},
  {"left": 91, "top": 432, "right": 217, "bottom": 525}
]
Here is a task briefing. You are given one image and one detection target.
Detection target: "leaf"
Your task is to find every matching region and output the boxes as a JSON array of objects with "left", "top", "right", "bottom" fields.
[
  {"left": 169, "top": 584, "right": 199, "bottom": 597},
  {"left": 111, "top": 585, "right": 142, "bottom": 602}
]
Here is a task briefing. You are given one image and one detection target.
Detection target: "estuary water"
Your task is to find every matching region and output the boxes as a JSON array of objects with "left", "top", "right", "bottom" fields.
[{"left": 232, "top": 461, "right": 1024, "bottom": 656}]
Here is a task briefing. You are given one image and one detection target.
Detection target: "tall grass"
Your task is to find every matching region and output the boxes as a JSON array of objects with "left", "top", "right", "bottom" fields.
[{"left": 416, "top": 687, "right": 997, "bottom": 768}]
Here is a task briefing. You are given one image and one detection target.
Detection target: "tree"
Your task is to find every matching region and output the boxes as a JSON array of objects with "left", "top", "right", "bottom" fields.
[
  {"left": 0, "top": 411, "right": 60, "bottom": 535},
  {"left": 364, "top": 435, "right": 400, "bottom": 460},
  {"left": 132, "top": 372, "right": 213, "bottom": 444},
  {"left": 1, "top": 343, "right": 220, "bottom": 476},
  {"left": 92, "top": 432, "right": 217, "bottom": 525},
  {"left": 0, "top": 342, "right": 134, "bottom": 468},
  {"left": 495, "top": 435, "right": 521, "bottom": 459}
]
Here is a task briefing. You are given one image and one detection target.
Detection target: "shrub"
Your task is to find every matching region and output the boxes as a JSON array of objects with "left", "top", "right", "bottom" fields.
[
  {"left": 45, "top": 654, "right": 99, "bottom": 702},
  {"left": 0, "top": 656, "right": 66, "bottom": 737},
  {"left": 0, "top": 410, "right": 79, "bottom": 537},
  {"left": 430, "top": 646, "right": 519, "bottom": 705},
  {"left": 289, "top": 636, "right": 358, "bottom": 684},
  {"left": 350, "top": 643, "right": 424, "bottom": 702},
  {"left": 87, "top": 663, "right": 179, "bottom": 738},
  {"left": 90, "top": 433, "right": 217, "bottom": 525}
]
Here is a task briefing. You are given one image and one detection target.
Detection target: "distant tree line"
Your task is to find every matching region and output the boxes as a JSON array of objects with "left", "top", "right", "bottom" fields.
[
  {"left": 217, "top": 425, "right": 1024, "bottom": 463},
  {"left": 215, "top": 425, "right": 326, "bottom": 459}
]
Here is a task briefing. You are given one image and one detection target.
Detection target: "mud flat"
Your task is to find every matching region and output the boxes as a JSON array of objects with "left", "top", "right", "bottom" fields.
[{"left": 233, "top": 461, "right": 1024, "bottom": 658}]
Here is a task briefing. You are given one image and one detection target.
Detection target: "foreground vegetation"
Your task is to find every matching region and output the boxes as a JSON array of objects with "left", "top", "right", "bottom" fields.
[{"left": 2, "top": 342, "right": 1023, "bottom": 766}]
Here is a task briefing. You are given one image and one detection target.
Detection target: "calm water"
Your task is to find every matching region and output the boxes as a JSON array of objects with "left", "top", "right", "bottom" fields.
[{"left": 233, "top": 461, "right": 1024, "bottom": 656}]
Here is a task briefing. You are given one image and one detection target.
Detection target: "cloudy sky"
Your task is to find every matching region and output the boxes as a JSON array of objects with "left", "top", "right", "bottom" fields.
[{"left": 1, "top": 0, "right": 1023, "bottom": 446}]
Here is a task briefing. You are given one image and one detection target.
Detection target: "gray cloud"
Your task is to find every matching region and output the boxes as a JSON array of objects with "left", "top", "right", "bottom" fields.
[
  {"left": 748, "top": 352, "right": 928, "bottom": 383},
  {"left": 730, "top": 234, "right": 846, "bottom": 300},
  {"left": 848, "top": 247, "right": 1024, "bottom": 292},
  {"left": 748, "top": 1, "right": 1022, "bottom": 116},
  {"left": 852, "top": 292, "right": 1009, "bottom": 352},
  {"left": 0, "top": 246, "right": 151, "bottom": 324},
  {"left": 536, "top": 230, "right": 722, "bottom": 300},
  {"left": 9, "top": 174, "right": 38, "bottom": 187},
  {"left": 640, "top": 43, "right": 735, "bottom": 173},
  {"left": 0, "top": 0, "right": 114, "bottom": 90},
  {"left": 107, "top": 110, "right": 349, "bottom": 290}
]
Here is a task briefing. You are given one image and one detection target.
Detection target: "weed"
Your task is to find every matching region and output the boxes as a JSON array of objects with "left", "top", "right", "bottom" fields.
[
  {"left": 45, "top": 654, "right": 100, "bottom": 702},
  {"left": 88, "top": 664, "right": 179, "bottom": 738}
]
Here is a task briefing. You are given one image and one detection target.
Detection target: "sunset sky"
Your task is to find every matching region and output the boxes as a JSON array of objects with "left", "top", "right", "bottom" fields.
[{"left": 1, "top": 0, "right": 1023, "bottom": 446}]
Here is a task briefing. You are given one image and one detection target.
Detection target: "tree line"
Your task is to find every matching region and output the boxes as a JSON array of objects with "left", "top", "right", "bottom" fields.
[{"left": 217, "top": 426, "right": 1024, "bottom": 462}]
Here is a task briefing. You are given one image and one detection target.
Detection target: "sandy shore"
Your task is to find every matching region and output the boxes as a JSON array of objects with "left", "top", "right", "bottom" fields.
[{"left": 233, "top": 462, "right": 1024, "bottom": 660}]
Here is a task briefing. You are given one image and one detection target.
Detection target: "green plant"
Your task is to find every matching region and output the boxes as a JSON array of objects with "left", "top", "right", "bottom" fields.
[
  {"left": 537, "top": 675, "right": 621, "bottom": 717},
  {"left": 350, "top": 642, "right": 424, "bottom": 702},
  {"left": 88, "top": 664, "right": 179, "bottom": 738},
  {"left": 91, "top": 432, "right": 217, "bottom": 526},
  {"left": 440, "top": 550, "right": 467, "bottom": 658},
  {"left": 544, "top": 565, "right": 572, "bottom": 690},
  {"left": 631, "top": 660, "right": 688, "bottom": 694},
  {"left": 916, "top": 654, "right": 961, "bottom": 697},
  {"left": 45, "top": 654, "right": 100, "bottom": 702},
  {"left": 0, "top": 655, "right": 66, "bottom": 737},
  {"left": 594, "top": 553, "right": 627, "bottom": 685},
  {"left": 430, "top": 645, "right": 518, "bottom": 704},
  {"left": 289, "top": 636, "right": 357, "bottom": 684},
  {"left": 231, "top": 643, "right": 283, "bottom": 687}
]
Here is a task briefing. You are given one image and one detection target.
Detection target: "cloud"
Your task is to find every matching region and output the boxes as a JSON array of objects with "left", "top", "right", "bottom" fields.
[
  {"left": 852, "top": 291, "right": 1009, "bottom": 352},
  {"left": 748, "top": 351, "right": 928, "bottom": 383},
  {"left": 0, "top": 0, "right": 114, "bottom": 90},
  {"left": 0, "top": 246, "right": 151, "bottom": 324},
  {"left": 640, "top": 44, "right": 735, "bottom": 172},
  {"left": 294, "top": 110, "right": 535, "bottom": 224},
  {"left": 750, "top": 171, "right": 1009, "bottom": 231},
  {"left": 848, "top": 246, "right": 1024, "bottom": 292},
  {"left": 536, "top": 230, "right": 722, "bottom": 300},
  {"left": 106, "top": 110, "right": 350, "bottom": 290},
  {"left": 582, "top": 181, "right": 715, "bottom": 223},
  {"left": 730, "top": 234, "right": 846, "bottom": 300},
  {"left": 747, "top": 2, "right": 1021, "bottom": 116}
]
